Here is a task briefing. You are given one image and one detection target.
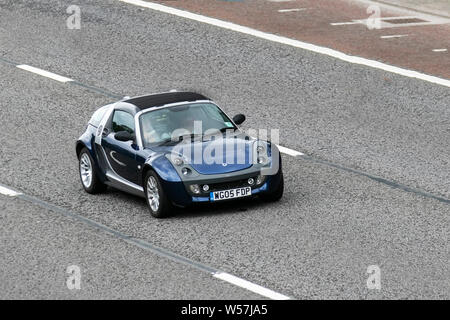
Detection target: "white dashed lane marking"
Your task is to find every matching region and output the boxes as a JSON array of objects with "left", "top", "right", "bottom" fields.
[
  {"left": 277, "top": 145, "right": 305, "bottom": 157},
  {"left": 16, "top": 65, "right": 73, "bottom": 83},
  {"left": 213, "top": 272, "right": 291, "bottom": 300},
  {"left": 432, "top": 49, "right": 447, "bottom": 52},
  {"left": 0, "top": 184, "right": 22, "bottom": 197}
]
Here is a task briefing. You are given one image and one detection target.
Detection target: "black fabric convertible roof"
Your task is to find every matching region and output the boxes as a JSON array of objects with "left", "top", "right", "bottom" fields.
[{"left": 124, "top": 92, "right": 209, "bottom": 110}]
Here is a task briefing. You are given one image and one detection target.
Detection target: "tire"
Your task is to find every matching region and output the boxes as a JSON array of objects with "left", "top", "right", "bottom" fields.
[
  {"left": 78, "top": 148, "right": 107, "bottom": 194},
  {"left": 144, "top": 170, "right": 173, "bottom": 218},
  {"left": 260, "top": 172, "right": 284, "bottom": 202}
]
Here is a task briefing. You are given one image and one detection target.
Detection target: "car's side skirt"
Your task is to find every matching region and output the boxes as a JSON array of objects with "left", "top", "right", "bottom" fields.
[{"left": 105, "top": 171, "right": 145, "bottom": 198}]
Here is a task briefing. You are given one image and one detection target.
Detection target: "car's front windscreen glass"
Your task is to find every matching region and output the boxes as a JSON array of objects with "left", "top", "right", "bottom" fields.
[{"left": 139, "top": 103, "right": 236, "bottom": 146}]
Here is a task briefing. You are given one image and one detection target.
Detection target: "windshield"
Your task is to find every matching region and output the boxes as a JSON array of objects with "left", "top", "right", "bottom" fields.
[{"left": 139, "top": 103, "right": 236, "bottom": 147}]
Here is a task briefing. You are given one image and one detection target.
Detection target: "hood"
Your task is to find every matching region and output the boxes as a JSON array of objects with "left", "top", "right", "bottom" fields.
[{"left": 152, "top": 135, "right": 254, "bottom": 175}]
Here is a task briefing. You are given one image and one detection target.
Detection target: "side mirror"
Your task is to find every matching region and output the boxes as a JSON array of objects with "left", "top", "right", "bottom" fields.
[
  {"left": 233, "top": 114, "right": 246, "bottom": 125},
  {"left": 115, "top": 131, "right": 135, "bottom": 142}
]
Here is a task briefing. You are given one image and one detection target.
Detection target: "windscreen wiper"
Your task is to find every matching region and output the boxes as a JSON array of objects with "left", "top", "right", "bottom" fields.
[
  {"left": 218, "top": 127, "right": 237, "bottom": 133},
  {"left": 159, "top": 133, "right": 202, "bottom": 145}
]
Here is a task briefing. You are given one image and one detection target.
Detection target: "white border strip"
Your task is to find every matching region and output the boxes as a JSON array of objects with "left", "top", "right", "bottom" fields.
[
  {"left": 0, "top": 185, "right": 22, "bottom": 197},
  {"left": 380, "top": 34, "right": 409, "bottom": 39},
  {"left": 213, "top": 272, "right": 291, "bottom": 300},
  {"left": 330, "top": 21, "right": 362, "bottom": 25},
  {"left": 16, "top": 65, "right": 73, "bottom": 83},
  {"left": 120, "top": 0, "right": 450, "bottom": 88},
  {"left": 278, "top": 8, "right": 308, "bottom": 13}
]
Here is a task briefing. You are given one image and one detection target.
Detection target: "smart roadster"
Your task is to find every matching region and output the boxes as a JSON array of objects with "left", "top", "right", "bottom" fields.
[{"left": 76, "top": 92, "right": 283, "bottom": 218}]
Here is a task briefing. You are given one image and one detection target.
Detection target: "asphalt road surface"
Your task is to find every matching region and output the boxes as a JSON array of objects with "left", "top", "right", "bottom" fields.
[{"left": 0, "top": 0, "right": 449, "bottom": 299}]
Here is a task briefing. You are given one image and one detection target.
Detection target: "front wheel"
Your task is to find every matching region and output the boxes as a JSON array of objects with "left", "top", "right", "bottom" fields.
[
  {"left": 144, "top": 170, "right": 173, "bottom": 218},
  {"left": 260, "top": 173, "right": 284, "bottom": 202},
  {"left": 79, "top": 148, "right": 107, "bottom": 194}
]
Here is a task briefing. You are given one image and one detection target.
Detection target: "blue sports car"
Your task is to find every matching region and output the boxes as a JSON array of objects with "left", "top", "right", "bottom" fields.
[{"left": 76, "top": 91, "right": 283, "bottom": 218}]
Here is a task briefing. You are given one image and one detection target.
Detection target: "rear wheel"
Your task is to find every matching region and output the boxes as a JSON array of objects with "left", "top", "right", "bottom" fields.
[
  {"left": 260, "top": 172, "right": 284, "bottom": 202},
  {"left": 79, "top": 148, "right": 107, "bottom": 194},
  {"left": 144, "top": 170, "right": 172, "bottom": 218}
]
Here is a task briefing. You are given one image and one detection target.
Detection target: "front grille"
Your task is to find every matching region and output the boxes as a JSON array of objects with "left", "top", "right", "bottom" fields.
[
  {"left": 207, "top": 177, "right": 255, "bottom": 193},
  {"left": 185, "top": 175, "right": 260, "bottom": 196}
]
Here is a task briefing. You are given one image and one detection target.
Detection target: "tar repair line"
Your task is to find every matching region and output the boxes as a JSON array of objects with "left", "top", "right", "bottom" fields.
[
  {"left": 119, "top": 0, "right": 450, "bottom": 88},
  {"left": 0, "top": 183, "right": 291, "bottom": 300},
  {"left": 5, "top": 57, "right": 450, "bottom": 206}
]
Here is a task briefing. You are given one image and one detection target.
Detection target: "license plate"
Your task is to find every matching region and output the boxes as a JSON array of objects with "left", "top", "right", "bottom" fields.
[{"left": 210, "top": 186, "right": 252, "bottom": 201}]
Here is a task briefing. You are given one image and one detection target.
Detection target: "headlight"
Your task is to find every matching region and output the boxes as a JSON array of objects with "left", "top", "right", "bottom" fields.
[
  {"left": 173, "top": 157, "right": 184, "bottom": 166},
  {"left": 257, "top": 157, "right": 267, "bottom": 164},
  {"left": 255, "top": 142, "right": 270, "bottom": 166},
  {"left": 181, "top": 167, "right": 191, "bottom": 175},
  {"left": 257, "top": 145, "right": 265, "bottom": 153}
]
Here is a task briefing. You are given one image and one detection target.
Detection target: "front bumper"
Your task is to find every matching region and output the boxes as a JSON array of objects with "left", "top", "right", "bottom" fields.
[
  {"left": 191, "top": 181, "right": 270, "bottom": 202},
  {"left": 161, "top": 168, "right": 283, "bottom": 207}
]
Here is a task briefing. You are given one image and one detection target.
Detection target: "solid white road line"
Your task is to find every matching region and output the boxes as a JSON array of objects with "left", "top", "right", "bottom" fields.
[
  {"left": 0, "top": 185, "right": 22, "bottom": 197},
  {"left": 432, "top": 49, "right": 447, "bottom": 52},
  {"left": 213, "top": 272, "right": 291, "bottom": 300},
  {"left": 278, "top": 145, "right": 305, "bottom": 157},
  {"left": 380, "top": 34, "right": 409, "bottom": 39},
  {"left": 16, "top": 65, "right": 73, "bottom": 83},
  {"left": 278, "top": 8, "right": 308, "bottom": 13},
  {"left": 119, "top": 0, "right": 450, "bottom": 88}
]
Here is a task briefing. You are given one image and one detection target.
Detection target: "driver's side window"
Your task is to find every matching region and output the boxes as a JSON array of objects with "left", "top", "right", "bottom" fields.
[{"left": 112, "top": 110, "right": 135, "bottom": 134}]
